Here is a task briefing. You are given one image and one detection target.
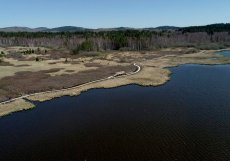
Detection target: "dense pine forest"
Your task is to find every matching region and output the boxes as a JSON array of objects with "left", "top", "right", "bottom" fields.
[
  {"left": 0, "top": 24, "right": 230, "bottom": 52},
  {"left": 180, "top": 23, "right": 230, "bottom": 33}
]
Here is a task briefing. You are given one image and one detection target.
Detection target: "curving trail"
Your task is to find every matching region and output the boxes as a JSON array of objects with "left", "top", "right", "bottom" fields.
[{"left": 0, "top": 63, "right": 141, "bottom": 105}]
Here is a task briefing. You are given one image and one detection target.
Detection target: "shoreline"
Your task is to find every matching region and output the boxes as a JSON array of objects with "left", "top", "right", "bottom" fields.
[
  {"left": 0, "top": 64, "right": 142, "bottom": 117},
  {"left": 0, "top": 63, "right": 141, "bottom": 105},
  {"left": 1, "top": 49, "right": 230, "bottom": 117}
]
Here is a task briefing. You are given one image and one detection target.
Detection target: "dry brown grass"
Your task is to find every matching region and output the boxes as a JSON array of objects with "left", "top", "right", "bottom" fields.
[
  {"left": 0, "top": 99, "right": 34, "bottom": 117},
  {"left": 0, "top": 65, "right": 135, "bottom": 102}
]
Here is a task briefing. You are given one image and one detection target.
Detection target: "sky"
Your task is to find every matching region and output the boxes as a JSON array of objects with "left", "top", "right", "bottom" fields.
[{"left": 0, "top": 0, "right": 229, "bottom": 28}]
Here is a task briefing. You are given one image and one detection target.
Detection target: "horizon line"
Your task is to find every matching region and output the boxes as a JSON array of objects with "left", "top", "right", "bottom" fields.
[{"left": 0, "top": 22, "right": 230, "bottom": 29}]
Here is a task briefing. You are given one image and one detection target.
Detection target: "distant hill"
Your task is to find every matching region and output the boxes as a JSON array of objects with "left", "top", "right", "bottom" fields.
[
  {"left": 46, "top": 26, "right": 91, "bottom": 32},
  {"left": 0, "top": 27, "right": 48, "bottom": 32},
  {"left": 1, "top": 24, "right": 230, "bottom": 33},
  {"left": 0, "top": 26, "right": 88, "bottom": 32},
  {"left": 155, "top": 26, "right": 179, "bottom": 30},
  {"left": 94, "top": 27, "right": 136, "bottom": 32},
  {"left": 0, "top": 26, "right": 179, "bottom": 33},
  {"left": 180, "top": 23, "right": 230, "bottom": 32},
  {"left": 33, "top": 27, "right": 49, "bottom": 32}
]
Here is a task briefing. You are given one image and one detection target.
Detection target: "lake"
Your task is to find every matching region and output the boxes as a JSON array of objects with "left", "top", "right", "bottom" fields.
[{"left": 1, "top": 53, "right": 230, "bottom": 161}]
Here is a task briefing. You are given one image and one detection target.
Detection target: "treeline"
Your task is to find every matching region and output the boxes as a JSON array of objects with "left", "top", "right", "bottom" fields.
[
  {"left": 0, "top": 29, "right": 230, "bottom": 51},
  {"left": 0, "top": 30, "right": 161, "bottom": 38},
  {"left": 180, "top": 23, "right": 230, "bottom": 33}
]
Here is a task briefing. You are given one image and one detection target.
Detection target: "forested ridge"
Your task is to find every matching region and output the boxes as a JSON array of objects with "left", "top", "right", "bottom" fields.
[
  {"left": 0, "top": 24, "right": 230, "bottom": 51},
  {"left": 180, "top": 23, "right": 230, "bottom": 33}
]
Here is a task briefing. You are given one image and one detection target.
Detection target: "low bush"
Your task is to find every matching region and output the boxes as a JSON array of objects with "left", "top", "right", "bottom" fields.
[
  {"left": 184, "top": 48, "right": 200, "bottom": 54},
  {"left": 196, "top": 43, "right": 226, "bottom": 50},
  {"left": 72, "top": 47, "right": 79, "bottom": 55},
  {"left": 72, "top": 40, "right": 94, "bottom": 55}
]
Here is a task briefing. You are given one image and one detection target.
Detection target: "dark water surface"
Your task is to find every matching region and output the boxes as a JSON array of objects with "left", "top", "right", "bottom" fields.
[{"left": 1, "top": 64, "right": 230, "bottom": 161}]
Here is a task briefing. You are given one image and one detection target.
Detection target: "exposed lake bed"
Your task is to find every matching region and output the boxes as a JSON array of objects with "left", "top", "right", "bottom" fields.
[{"left": 1, "top": 51, "right": 230, "bottom": 160}]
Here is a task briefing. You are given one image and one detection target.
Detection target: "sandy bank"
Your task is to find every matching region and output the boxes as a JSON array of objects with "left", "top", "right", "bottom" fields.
[{"left": 0, "top": 99, "right": 34, "bottom": 117}]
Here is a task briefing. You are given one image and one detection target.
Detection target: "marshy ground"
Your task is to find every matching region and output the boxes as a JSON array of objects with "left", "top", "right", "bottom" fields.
[{"left": 0, "top": 46, "right": 230, "bottom": 117}]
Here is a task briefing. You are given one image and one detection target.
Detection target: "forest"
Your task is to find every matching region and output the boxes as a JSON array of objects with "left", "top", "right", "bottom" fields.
[{"left": 0, "top": 24, "right": 230, "bottom": 52}]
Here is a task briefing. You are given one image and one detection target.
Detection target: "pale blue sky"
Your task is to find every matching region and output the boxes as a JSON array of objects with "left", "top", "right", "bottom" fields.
[{"left": 0, "top": 0, "right": 229, "bottom": 28}]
